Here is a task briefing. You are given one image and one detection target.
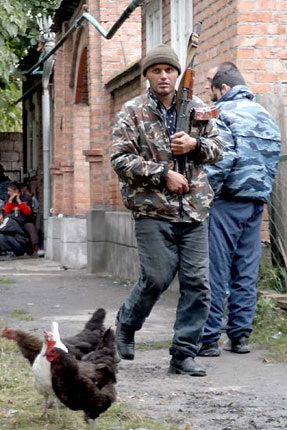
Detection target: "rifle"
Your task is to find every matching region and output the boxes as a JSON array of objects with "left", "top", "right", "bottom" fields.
[{"left": 174, "top": 23, "right": 217, "bottom": 217}]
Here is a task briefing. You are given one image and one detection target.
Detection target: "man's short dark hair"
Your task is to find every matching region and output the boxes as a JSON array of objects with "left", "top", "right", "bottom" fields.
[
  {"left": 212, "top": 63, "right": 245, "bottom": 90},
  {"left": 21, "top": 182, "right": 31, "bottom": 192},
  {"left": 7, "top": 181, "right": 20, "bottom": 191},
  {"left": 218, "top": 61, "right": 238, "bottom": 72}
]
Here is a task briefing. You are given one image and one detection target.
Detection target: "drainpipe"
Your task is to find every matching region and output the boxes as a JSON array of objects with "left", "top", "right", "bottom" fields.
[
  {"left": 26, "top": 0, "right": 144, "bottom": 76},
  {"left": 39, "top": 20, "right": 56, "bottom": 244}
]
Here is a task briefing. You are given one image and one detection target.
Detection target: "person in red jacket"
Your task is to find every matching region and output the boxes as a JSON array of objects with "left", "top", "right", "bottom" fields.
[{"left": 3, "top": 182, "right": 39, "bottom": 254}]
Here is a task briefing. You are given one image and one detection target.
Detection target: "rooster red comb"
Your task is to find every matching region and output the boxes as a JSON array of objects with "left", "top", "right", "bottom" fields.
[
  {"left": 44, "top": 330, "right": 56, "bottom": 351},
  {"left": 44, "top": 330, "right": 53, "bottom": 339}
]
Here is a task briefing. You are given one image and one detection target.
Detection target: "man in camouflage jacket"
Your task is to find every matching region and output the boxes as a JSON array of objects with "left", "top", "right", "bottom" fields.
[
  {"left": 111, "top": 44, "right": 223, "bottom": 377},
  {"left": 198, "top": 63, "right": 281, "bottom": 357}
]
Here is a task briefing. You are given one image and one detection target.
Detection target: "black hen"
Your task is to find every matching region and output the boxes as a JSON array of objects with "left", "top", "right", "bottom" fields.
[
  {"left": 1, "top": 308, "right": 106, "bottom": 364},
  {"left": 46, "top": 328, "right": 117, "bottom": 429},
  {"left": 63, "top": 308, "right": 106, "bottom": 359},
  {"left": 81, "top": 328, "right": 119, "bottom": 389}
]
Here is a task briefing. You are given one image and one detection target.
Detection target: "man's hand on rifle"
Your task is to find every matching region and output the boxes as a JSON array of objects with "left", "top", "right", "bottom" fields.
[
  {"left": 165, "top": 170, "right": 189, "bottom": 195},
  {"left": 170, "top": 131, "right": 197, "bottom": 155}
]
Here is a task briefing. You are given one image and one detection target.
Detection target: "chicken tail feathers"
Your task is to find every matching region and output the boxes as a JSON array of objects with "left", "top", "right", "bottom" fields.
[
  {"left": 1, "top": 328, "right": 42, "bottom": 365},
  {"left": 84, "top": 308, "right": 106, "bottom": 331}
]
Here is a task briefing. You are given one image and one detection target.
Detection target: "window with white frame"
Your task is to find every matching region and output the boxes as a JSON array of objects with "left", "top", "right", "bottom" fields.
[
  {"left": 170, "top": 0, "right": 193, "bottom": 72},
  {"left": 146, "top": 0, "right": 162, "bottom": 52}
]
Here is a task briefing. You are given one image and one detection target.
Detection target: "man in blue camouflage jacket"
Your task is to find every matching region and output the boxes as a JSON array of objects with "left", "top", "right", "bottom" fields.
[
  {"left": 198, "top": 63, "right": 281, "bottom": 357},
  {"left": 111, "top": 44, "right": 223, "bottom": 376}
]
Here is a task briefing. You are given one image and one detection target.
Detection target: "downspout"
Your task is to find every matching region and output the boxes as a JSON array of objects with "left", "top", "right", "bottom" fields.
[
  {"left": 26, "top": 0, "right": 144, "bottom": 76},
  {"left": 42, "top": 34, "right": 55, "bottom": 241}
]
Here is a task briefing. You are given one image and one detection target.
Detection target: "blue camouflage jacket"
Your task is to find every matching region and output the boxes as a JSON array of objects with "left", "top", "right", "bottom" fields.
[{"left": 205, "top": 85, "right": 281, "bottom": 203}]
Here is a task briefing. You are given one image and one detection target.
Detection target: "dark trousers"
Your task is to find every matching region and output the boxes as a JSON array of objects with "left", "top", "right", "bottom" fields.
[
  {"left": 0, "top": 234, "right": 27, "bottom": 256},
  {"left": 24, "top": 222, "right": 39, "bottom": 250},
  {"left": 117, "top": 218, "right": 210, "bottom": 358},
  {"left": 202, "top": 198, "right": 263, "bottom": 343}
]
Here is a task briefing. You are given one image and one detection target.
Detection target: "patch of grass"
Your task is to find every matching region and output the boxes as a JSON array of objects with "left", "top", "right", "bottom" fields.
[
  {"left": 9, "top": 310, "right": 34, "bottom": 322},
  {"left": 0, "top": 338, "right": 179, "bottom": 430},
  {"left": 257, "top": 260, "right": 287, "bottom": 294},
  {"left": 137, "top": 340, "right": 171, "bottom": 351},
  {"left": 0, "top": 279, "right": 13, "bottom": 284},
  {"left": 252, "top": 296, "right": 287, "bottom": 361}
]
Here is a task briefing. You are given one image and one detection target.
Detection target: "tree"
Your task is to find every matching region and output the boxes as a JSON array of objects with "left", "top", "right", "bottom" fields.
[{"left": 0, "top": 0, "right": 59, "bottom": 131}]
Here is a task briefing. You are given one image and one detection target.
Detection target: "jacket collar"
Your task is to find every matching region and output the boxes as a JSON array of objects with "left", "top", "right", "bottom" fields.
[
  {"left": 217, "top": 85, "right": 254, "bottom": 104},
  {"left": 147, "top": 88, "right": 177, "bottom": 111}
]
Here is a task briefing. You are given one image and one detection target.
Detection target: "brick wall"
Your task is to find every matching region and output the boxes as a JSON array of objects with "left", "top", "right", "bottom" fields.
[
  {"left": 235, "top": 1, "right": 287, "bottom": 99},
  {"left": 0, "top": 133, "right": 23, "bottom": 181},
  {"left": 193, "top": 0, "right": 287, "bottom": 110},
  {"left": 87, "top": 0, "right": 142, "bottom": 211},
  {"left": 51, "top": 0, "right": 142, "bottom": 216},
  {"left": 51, "top": 22, "right": 75, "bottom": 215}
]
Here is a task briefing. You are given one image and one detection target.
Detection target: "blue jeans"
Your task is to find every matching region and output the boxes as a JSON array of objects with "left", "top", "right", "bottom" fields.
[
  {"left": 0, "top": 234, "right": 26, "bottom": 256},
  {"left": 202, "top": 198, "right": 263, "bottom": 343},
  {"left": 116, "top": 218, "right": 210, "bottom": 358}
]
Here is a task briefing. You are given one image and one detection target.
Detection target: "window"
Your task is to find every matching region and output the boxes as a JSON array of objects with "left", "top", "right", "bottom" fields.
[
  {"left": 25, "top": 93, "right": 40, "bottom": 174},
  {"left": 146, "top": 0, "right": 162, "bottom": 52},
  {"left": 75, "top": 47, "right": 89, "bottom": 105},
  {"left": 170, "top": 0, "right": 193, "bottom": 71}
]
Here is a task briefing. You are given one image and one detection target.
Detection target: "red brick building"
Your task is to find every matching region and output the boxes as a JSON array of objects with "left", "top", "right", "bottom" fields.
[{"left": 22, "top": 0, "right": 286, "bottom": 274}]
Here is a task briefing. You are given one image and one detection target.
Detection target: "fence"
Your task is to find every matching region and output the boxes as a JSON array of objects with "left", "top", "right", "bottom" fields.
[
  {"left": 263, "top": 155, "right": 287, "bottom": 293},
  {"left": 256, "top": 89, "right": 287, "bottom": 293}
]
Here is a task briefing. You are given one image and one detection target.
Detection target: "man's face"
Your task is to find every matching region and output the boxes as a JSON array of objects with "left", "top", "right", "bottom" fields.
[
  {"left": 146, "top": 64, "right": 179, "bottom": 100},
  {"left": 205, "top": 67, "right": 218, "bottom": 102},
  {"left": 210, "top": 87, "right": 224, "bottom": 102},
  {"left": 7, "top": 187, "right": 19, "bottom": 197},
  {"left": 21, "top": 186, "right": 29, "bottom": 195}
]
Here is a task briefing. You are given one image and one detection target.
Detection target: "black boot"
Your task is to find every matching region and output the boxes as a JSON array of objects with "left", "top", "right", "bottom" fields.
[
  {"left": 116, "top": 323, "right": 135, "bottom": 360},
  {"left": 197, "top": 341, "right": 221, "bottom": 357},
  {"left": 223, "top": 336, "right": 250, "bottom": 353},
  {"left": 168, "top": 356, "right": 206, "bottom": 377}
]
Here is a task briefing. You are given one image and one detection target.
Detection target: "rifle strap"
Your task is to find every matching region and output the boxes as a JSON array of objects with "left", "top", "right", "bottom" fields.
[{"left": 176, "top": 30, "right": 200, "bottom": 112}]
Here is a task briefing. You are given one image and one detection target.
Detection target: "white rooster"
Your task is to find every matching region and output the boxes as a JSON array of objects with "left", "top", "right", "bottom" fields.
[{"left": 31, "top": 322, "right": 68, "bottom": 418}]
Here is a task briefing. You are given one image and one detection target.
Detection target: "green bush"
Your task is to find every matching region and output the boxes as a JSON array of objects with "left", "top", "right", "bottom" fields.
[
  {"left": 257, "top": 261, "right": 287, "bottom": 294},
  {"left": 252, "top": 296, "right": 287, "bottom": 361}
]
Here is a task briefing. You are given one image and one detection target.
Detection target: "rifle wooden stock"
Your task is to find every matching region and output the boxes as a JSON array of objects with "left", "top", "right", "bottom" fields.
[{"left": 182, "top": 69, "right": 195, "bottom": 99}]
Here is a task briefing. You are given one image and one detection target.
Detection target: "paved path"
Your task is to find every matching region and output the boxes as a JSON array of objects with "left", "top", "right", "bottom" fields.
[{"left": 0, "top": 258, "right": 287, "bottom": 429}]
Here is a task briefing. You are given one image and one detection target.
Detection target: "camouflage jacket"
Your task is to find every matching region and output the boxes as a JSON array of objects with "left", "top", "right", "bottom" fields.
[
  {"left": 205, "top": 85, "right": 281, "bottom": 203},
  {"left": 111, "top": 90, "right": 223, "bottom": 222}
]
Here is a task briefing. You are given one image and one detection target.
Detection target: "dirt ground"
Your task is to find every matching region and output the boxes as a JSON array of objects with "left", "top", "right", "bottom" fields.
[
  {"left": 117, "top": 347, "right": 287, "bottom": 430},
  {"left": 0, "top": 259, "right": 287, "bottom": 430}
]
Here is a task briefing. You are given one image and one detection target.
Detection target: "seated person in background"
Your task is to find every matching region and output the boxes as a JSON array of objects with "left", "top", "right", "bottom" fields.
[
  {"left": 0, "top": 209, "right": 29, "bottom": 256},
  {"left": 3, "top": 182, "right": 39, "bottom": 255},
  {"left": 20, "top": 183, "right": 40, "bottom": 223},
  {"left": 20, "top": 183, "right": 43, "bottom": 255},
  {"left": 0, "top": 164, "right": 11, "bottom": 203},
  {"left": 0, "top": 164, "right": 11, "bottom": 183}
]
